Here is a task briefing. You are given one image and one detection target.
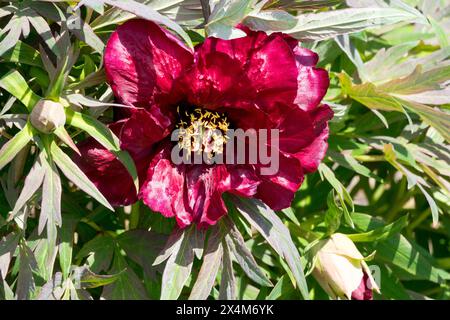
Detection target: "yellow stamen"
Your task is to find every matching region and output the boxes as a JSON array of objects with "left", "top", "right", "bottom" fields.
[{"left": 176, "top": 106, "right": 230, "bottom": 157}]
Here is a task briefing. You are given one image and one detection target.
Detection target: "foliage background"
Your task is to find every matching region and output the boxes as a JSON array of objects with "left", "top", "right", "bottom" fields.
[{"left": 0, "top": 0, "right": 449, "bottom": 300}]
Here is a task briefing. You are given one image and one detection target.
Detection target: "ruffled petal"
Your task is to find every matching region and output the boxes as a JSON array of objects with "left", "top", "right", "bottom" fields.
[
  {"left": 104, "top": 19, "right": 193, "bottom": 110},
  {"left": 139, "top": 145, "right": 260, "bottom": 228},
  {"left": 286, "top": 39, "right": 330, "bottom": 112},
  {"left": 227, "top": 165, "right": 260, "bottom": 197},
  {"left": 184, "top": 164, "right": 230, "bottom": 227},
  {"left": 255, "top": 152, "right": 304, "bottom": 211},
  {"left": 176, "top": 51, "right": 250, "bottom": 109},
  {"left": 120, "top": 108, "right": 173, "bottom": 157},
  {"left": 74, "top": 122, "right": 150, "bottom": 206},
  {"left": 271, "top": 103, "right": 316, "bottom": 154},
  {"left": 139, "top": 146, "right": 191, "bottom": 227},
  {"left": 224, "top": 102, "right": 316, "bottom": 155},
  {"left": 178, "top": 30, "right": 299, "bottom": 111},
  {"left": 296, "top": 105, "right": 333, "bottom": 173}
]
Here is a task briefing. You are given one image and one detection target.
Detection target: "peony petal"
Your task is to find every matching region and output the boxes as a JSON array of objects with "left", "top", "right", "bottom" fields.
[
  {"left": 139, "top": 145, "right": 230, "bottom": 228},
  {"left": 74, "top": 121, "right": 150, "bottom": 206},
  {"left": 176, "top": 51, "right": 249, "bottom": 109},
  {"left": 272, "top": 103, "right": 316, "bottom": 154},
  {"left": 292, "top": 44, "right": 330, "bottom": 112},
  {"left": 179, "top": 30, "right": 299, "bottom": 111},
  {"left": 351, "top": 272, "right": 373, "bottom": 300},
  {"left": 227, "top": 165, "right": 260, "bottom": 198},
  {"left": 120, "top": 108, "right": 173, "bottom": 157},
  {"left": 255, "top": 152, "right": 304, "bottom": 211},
  {"left": 139, "top": 144, "right": 261, "bottom": 228},
  {"left": 246, "top": 35, "right": 299, "bottom": 111},
  {"left": 185, "top": 164, "right": 230, "bottom": 228},
  {"left": 296, "top": 105, "right": 333, "bottom": 173},
  {"left": 104, "top": 19, "right": 193, "bottom": 110},
  {"left": 139, "top": 146, "right": 191, "bottom": 227},
  {"left": 282, "top": 35, "right": 330, "bottom": 112}
]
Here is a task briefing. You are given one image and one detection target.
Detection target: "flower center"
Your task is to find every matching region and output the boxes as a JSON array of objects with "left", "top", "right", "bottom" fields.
[{"left": 176, "top": 107, "right": 230, "bottom": 158}]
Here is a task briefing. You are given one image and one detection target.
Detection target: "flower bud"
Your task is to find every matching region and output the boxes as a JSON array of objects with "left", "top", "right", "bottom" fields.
[
  {"left": 30, "top": 99, "right": 66, "bottom": 134},
  {"left": 311, "top": 233, "right": 380, "bottom": 300}
]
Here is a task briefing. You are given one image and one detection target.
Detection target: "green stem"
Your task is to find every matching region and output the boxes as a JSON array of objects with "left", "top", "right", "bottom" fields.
[
  {"left": 385, "top": 178, "right": 407, "bottom": 223},
  {"left": 129, "top": 202, "right": 140, "bottom": 229},
  {"left": 406, "top": 209, "right": 431, "bottom": 236}
]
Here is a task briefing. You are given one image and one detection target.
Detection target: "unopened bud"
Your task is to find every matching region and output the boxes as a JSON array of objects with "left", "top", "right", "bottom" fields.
[
  {"left": 30, "top": 99, "right": 66, "bottom": 133},
  {"left": 311, "top": 233, "right": 380, "bottom": 300}
]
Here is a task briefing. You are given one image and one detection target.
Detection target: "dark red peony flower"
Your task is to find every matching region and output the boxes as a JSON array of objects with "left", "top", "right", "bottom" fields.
[{"left": 74, "top": 19, "right": 332, "bottom": 228}]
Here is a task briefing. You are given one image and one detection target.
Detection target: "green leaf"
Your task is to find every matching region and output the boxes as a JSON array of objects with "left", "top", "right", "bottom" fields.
[
  {"left": 267, "top": 274, "right": 295, "bottom": 300},
  {"left": 65, "top": 109, "right": 139, "bottom": 191},
  {"left": 65, "top": 93, "right": 127, "bottom": 109},
  {"left": 76, "top": 234, "right": 115, "bottom": 273},
  {"left": 244, "top": 10, "right": 297, "bottom": 31},
  {"left": 394, "top": 87, "right": 450, "bottom": 105},
  {"left": 58, "top": 214, "right": 79, "bottom": 279},
  {"left": 339, "top": 73, "right": 403, "bottom": 112},
  {"left": 416, "top": 184, "right": 439, "bottom": 226},
  {"left": 0, "top": 18, "right": 22, "bottom": 56},
  {"left": 399, "top": 99, "right": 450, "bottom": 142},
  {"left": 39, "top": 147, "right": 62, "bottom": 247},
  {"left": 70, "top": 14, "right": 105, "bottom": 54},
  {"left": 53, "top": 126, "right": 80, "bottom": 156},
  {"left": 324, "top": 191, "right": 343, "bottom": 235},
  {"left": 65, "top": 109, "right": 119, "bottom": 149},
  {"left": 363, "top": 42, "right": 419, "bottom": 84},
  {"left": 160, "top": 226, "right": 196, "bottom": 300},
  {"left": 376, "top": 234, "right": 450, "bottom": 284},
  {"left": 153, "top": 228, "right": 185, "bottom": 266},
  {"left": 347, "top": 214, "right": 409, "bottom": 242},
  {"left": 16, "top": 243, "right": 37, "bottom": 300},
  {"left": 0, "top": 70, "right": 41, "bottom": 112},
  {"left": 352, "top": 213, "right": 450, "bottom": 283},
  {"left": 116, "top": 229, "right": 167, "bottom": 279},
  {"left": 318, "top": 163, "right": 354, "bottom": 228},
  {"left": 281, "top": 207, "right": 301, "bottom": 226},
  {"left": 102, "top": 249, "right": 148, "bottom": 300},
  {"left": 0, "top": 40, "right": 44, "bottom": 68},
  {"left": 379, "top": 65, "right": 450, "bottom": 94},
  {"left": 50, "top": 141, "right": 114, "bottom": 211},
  {"left": 0, "top": 233, "right": 20, "bottom": 279},
  {"left": 231, "top": 196, "right": 308, "bottom": 300},
  {"left": 328, "top": 150, "right": 380, "bottom": 180},
  {"left": 189, "top": 225, "right": 223, "bottom": 300},
  {"left": 82, "top": 0, "right": 105, "bottom": 14},
  {"left": 278, "top": 7, "right": 427, "bottom": 41},
  {"left": 218, "top": 239, "right": 236, "bottom": 300},
  {"left": 429, "top": 16, "right": 449, "bottom": 49},
  {"left": 0, "top": 278, "right": 14, "bottom": 300},
  {"left": 27, "top": 11, "right": 59, "bottom": 56},
  {"left": 0, "top": 122, "right": 34, "bottom": 171},
  {"left": 80, "top": 267, "right": 122, "bottom": 289},
  {"left": 80, "top": 0, "right": 193, "bottom": 48},
  {"left": 207, "top": 0, "right": 256, "bottom": 39},
  {"left": 11, "top": 156, "right": 45, "bottom": 218},
  {"left": 45, "top": 51, "right": 70, "bottom": 100},
  {"left": 222, "top": 217, "right": 272, "bottom": 287},
  {"left": 377, "top": 264, "right": 410, "bottom": 300}
]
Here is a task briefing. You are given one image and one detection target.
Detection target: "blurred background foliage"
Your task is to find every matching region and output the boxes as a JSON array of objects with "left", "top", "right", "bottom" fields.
[{"left": 0, "top": 0, "right": 449, "bottom": 300}]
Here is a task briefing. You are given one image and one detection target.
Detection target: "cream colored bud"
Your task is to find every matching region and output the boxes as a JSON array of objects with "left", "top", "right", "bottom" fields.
[
  {"left": 30, "top": 99, "right": 66, "bottom": 134},
  {"left": 311, "top": 233, "right": 380, "bottom": 300}
]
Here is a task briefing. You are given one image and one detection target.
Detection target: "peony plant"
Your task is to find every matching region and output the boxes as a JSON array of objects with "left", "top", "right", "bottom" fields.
[{"left": 0, "top": 0, "right": 449, "bottom": 301}]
